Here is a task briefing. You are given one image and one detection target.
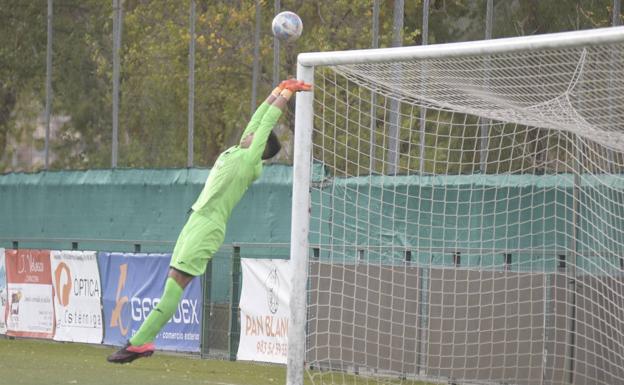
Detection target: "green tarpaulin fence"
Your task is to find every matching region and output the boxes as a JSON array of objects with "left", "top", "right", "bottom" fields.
[{"left": 2, "top": 166, "right": 623, "bottom": 278}]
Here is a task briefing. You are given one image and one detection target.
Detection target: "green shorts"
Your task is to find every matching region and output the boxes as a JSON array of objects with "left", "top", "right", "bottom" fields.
[{"left": 170, "top": 211, "right": 225, "bottom": 276}]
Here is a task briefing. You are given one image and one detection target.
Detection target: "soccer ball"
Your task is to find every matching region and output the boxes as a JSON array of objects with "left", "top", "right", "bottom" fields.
[{"left": 271, "top": 11, "right": 303, "bottom": 43}]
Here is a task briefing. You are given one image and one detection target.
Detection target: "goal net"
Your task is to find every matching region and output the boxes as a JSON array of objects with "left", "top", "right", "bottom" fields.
[{"left": 287, "top": 27, "right": 624, "bottom": 385}]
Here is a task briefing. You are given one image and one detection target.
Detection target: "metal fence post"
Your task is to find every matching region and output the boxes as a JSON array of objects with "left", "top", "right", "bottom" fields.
[
  {"left": 387, "top": 0, "right": 404, "bottom": 175},
  {"left": 272, "top": 0, "right": 281, "bottom": 87},
  {"left": 453, "top": 251, "right": 461, "bottom": 267},
  {"left": 229, "top": 246, "right": 242, "bottom": 360},
  {"left": 480, "top": 0, "right": 493, "bottom": 174},
  {"left": 608, "top": 0, "right": 621, "bottom": 170},
  {"left": 201, "top": 257, "right": 213, "bottom": 358},
  {"left": 251, "top": 0, "right": 261, "bottom": 113},
  {"left": 44, "top": 0, "right": 53, "bottom": 170},
  {"left": 187, "top": 0, "right": 196, "bottom": 168},
  {"left": 112, "top": 0, "right": 122, "bottom": 168},
  {"left": 418, "top": 0, "right": 430, "bottom": 175},
  {"left": 369, "top": 0, "right": 380, "bottom": 172},
  {"left": 504, "top": 253, "right": 512, "bottom": 271}
]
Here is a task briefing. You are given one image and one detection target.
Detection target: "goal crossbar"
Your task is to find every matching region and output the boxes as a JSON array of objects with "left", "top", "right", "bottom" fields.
[{"left": 298, "top": 26, "right": 624, "bottom": 66}]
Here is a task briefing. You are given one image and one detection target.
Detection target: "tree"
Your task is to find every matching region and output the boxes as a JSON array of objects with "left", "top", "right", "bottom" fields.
[
  {"left": 0, "top": 1, "right": 46, "bottom": 171},
  {"left": 0, "top": 0, "right": 620, "bottom": 172}
]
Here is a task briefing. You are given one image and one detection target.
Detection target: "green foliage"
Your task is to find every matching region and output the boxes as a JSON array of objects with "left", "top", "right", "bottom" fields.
[
  {"left": 0, "top": 1, "right": 46, "bottom": 170},
  {"left": 0, "top": 0, "right": 620, "bottom": 171}
]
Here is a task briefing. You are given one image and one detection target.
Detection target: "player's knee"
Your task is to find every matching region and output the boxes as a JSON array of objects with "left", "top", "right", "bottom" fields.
[{"left": 168, "top": 267, "right": 194, "bottom": 288}]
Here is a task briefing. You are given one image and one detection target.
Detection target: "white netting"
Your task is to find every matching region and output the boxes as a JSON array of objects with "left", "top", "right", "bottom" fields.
[
  {"left": 333, "top": 45, "right": 624, "bottom": 151},
  {"left": 302, "top": 37, "right": 624, "bottom": 385}
]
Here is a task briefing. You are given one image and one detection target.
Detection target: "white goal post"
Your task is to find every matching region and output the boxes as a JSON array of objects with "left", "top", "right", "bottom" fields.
[{"left": 288, "top": 26, "right": 624, "bottom": 385}]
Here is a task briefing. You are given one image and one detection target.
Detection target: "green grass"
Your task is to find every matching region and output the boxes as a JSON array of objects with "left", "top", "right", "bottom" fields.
[
  {"left": 0, "top": 338, "right": 436, "bottom": 385},
  {"left": 0, "top": 338, "right": 285, "bottom": 385}
]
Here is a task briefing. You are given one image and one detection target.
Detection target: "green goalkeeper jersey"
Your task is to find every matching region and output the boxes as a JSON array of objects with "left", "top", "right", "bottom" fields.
[{"left": 191, "top": 102, "right": 283, "bottom": 228}]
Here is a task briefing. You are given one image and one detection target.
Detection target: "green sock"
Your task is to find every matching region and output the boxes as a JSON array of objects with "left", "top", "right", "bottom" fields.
[{"left": 130, "top": 277, "right": 183, "bottom": 346}]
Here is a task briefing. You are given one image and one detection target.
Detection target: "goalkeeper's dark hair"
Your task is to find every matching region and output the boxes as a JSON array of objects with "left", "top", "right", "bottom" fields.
[{"left": 262, "top": 130, "right": 281, "bottom": 160}]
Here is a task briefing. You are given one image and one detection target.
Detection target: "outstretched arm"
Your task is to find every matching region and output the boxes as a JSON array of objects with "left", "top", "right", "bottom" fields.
[
  {"left": 248, "top": 80, "right": 312, "bottom": 161},
  {"left": 239, "top": 84, "right": 285, "bottom": 142}
]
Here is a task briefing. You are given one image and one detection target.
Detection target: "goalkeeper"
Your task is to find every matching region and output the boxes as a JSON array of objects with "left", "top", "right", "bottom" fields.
[{"left": 107, "top": 78, "right": 312, "bottom": 363}]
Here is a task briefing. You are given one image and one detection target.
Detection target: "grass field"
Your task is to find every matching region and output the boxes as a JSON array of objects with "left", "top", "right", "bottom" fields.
[
  {"left": 0, "top": 338, "right": 435, "bottom": 385},
  {"left": 0, "top": 338, "right": 286, "bottom": 385}
]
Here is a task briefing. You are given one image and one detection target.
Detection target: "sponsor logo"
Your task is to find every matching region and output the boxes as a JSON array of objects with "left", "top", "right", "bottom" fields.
[
  {"left": 110, "top": 264, "right": 130, "bottom": 336},
  {"left": 130, "top": 297, "right": 199, "bottom": 324},
  {"left": 109, "top": 262, "right": 198, "bottom": 337},
  {"left": 74, "top": 278, "right": 100, "bottom": 297},
  {"left": 54, "top": 262, "right": 72, "bottom": 306},
  {"left": 17, "top": 252, "right": 44, "bottom": 275},
  {"left": 266, "top": 267, "right": 279, "bottom": 314}
]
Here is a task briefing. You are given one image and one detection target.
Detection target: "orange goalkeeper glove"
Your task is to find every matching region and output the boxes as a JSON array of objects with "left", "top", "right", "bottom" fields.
[{"left": 283, "top": 79, "right": 312, "bottom": 92}]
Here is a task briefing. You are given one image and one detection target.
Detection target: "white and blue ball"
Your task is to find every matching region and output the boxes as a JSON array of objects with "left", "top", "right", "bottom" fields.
[{"left": 271, "top": 11, "right": 303, "bottom": 43}]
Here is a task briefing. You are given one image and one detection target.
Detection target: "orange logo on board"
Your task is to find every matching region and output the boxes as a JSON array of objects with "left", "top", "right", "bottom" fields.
[
  {"left": 54, "top": 262, "right": 72, "bottom": 306},
  {"left": 109, "top": 263, "right": 130, "bottom": 336}
]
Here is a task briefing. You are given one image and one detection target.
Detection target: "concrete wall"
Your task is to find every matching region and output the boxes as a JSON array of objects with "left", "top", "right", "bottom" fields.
[{"left": 307, "top": 263, "right": 624, "bottom": 384}]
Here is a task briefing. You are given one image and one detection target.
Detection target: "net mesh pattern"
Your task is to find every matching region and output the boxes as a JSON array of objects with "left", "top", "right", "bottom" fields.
[{"left": 304, "top": 41, "right": 624, "bottom": 385}]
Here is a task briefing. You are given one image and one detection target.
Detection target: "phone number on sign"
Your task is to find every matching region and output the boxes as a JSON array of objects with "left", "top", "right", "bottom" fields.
[{"left": 256, "top": 340, "right": 288, "bottom": 357}]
